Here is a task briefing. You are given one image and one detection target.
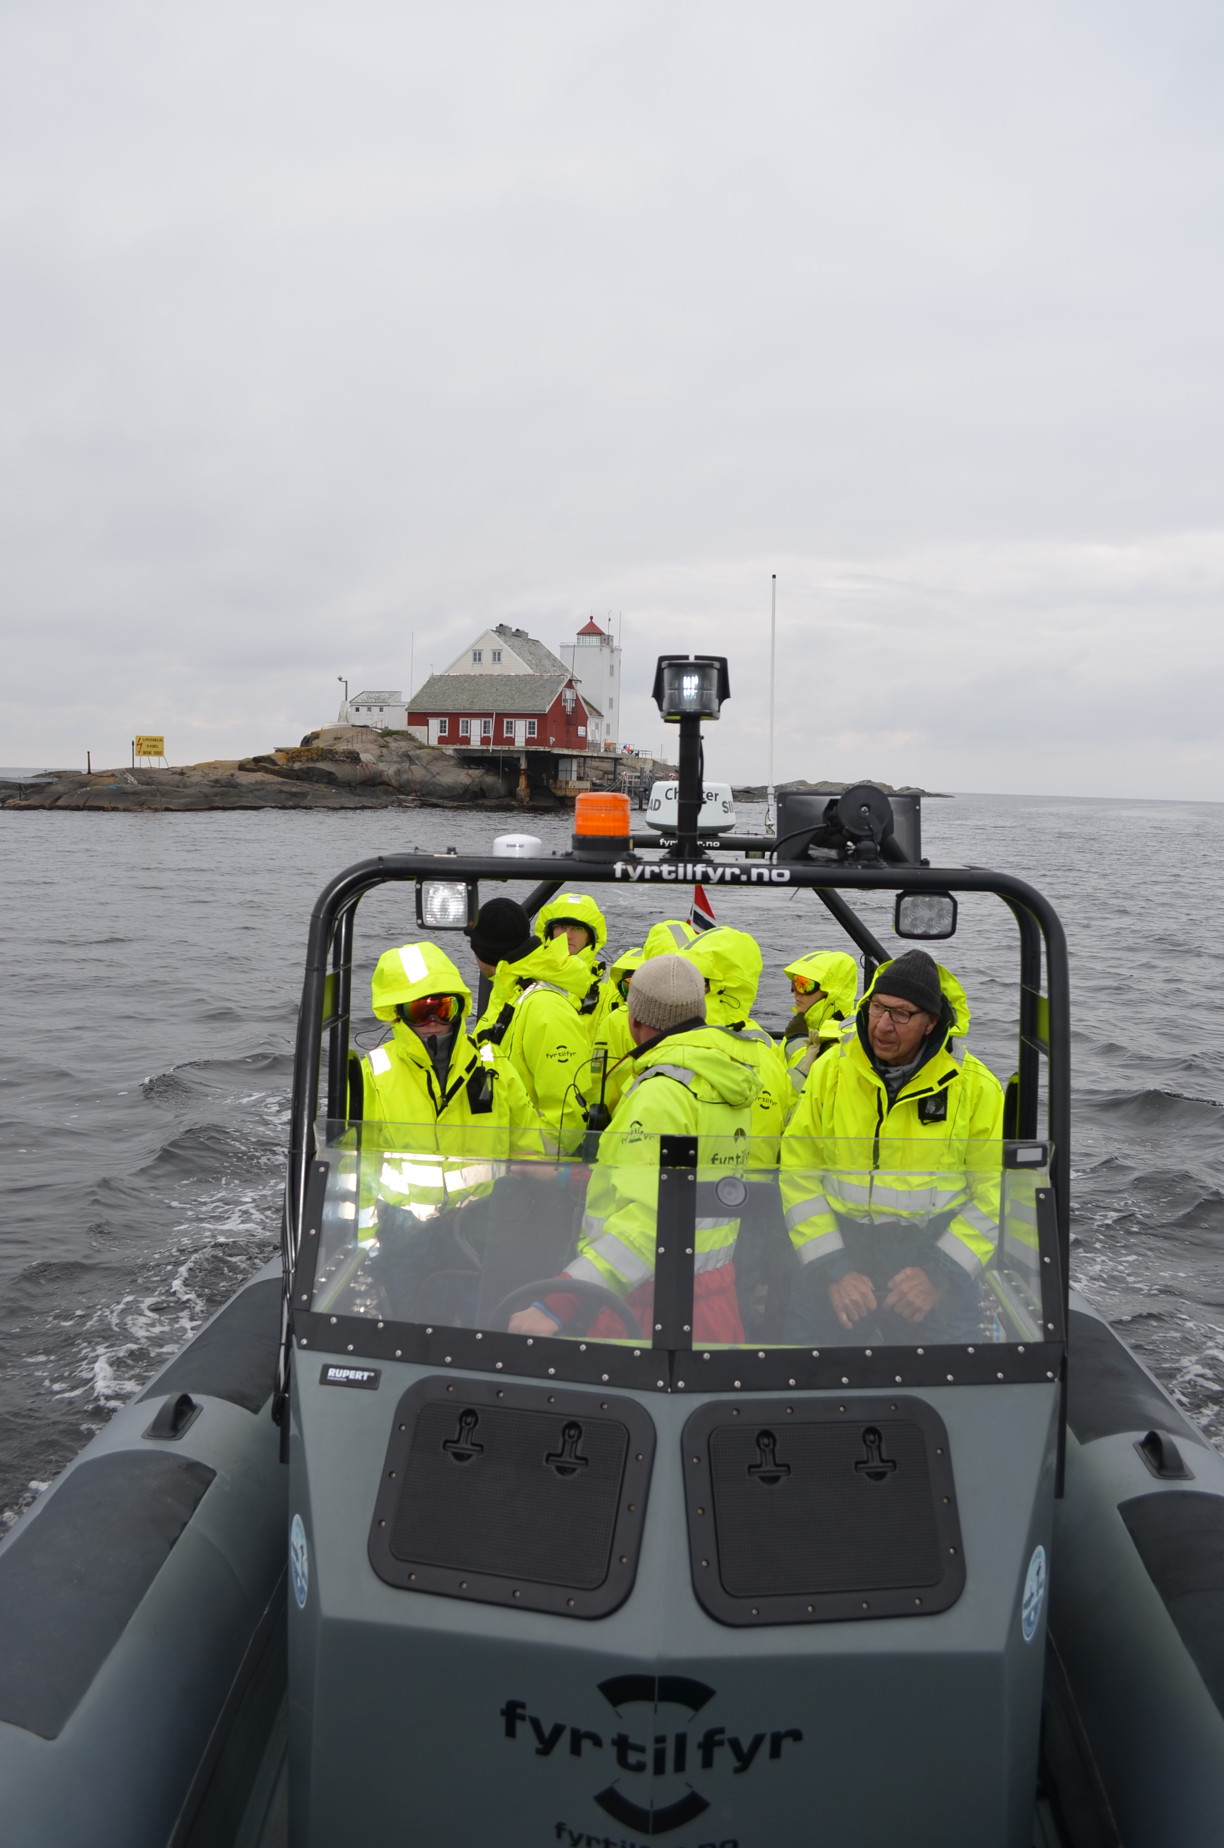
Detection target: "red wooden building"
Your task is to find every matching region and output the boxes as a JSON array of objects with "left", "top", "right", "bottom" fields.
[{"left": 405, "top": 670, "right": 601, "bottom": 751}]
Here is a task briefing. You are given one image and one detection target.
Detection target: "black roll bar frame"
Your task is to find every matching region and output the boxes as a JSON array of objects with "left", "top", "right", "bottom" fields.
[{"left": 274, "top": 850, "right": 1071, "bottom": 1428}]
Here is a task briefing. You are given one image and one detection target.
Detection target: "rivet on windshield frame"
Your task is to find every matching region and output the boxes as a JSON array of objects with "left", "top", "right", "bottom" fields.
[
  {"left": 733, "top": 1380, "right": 741, "bottom": 1388},
  {"left": 916, "top": 1347, "right": 924, "bottom": 1355},
  {"left": 997, "top": 1371, "right": 1005, "bottom": 1379},
  {"left": 633, "top": 1348, "right": 642, "bottom": 1357},
  {"left": 865, "top": 1349, "right": 872, "bottom": 1357},
  {"left": 655, "top": 1324, "right": 663, "bottom": 1332},
  {"left": 330, "top": 1317, "right": 337, "bottom": 1325},
  {"left": 548, "top": 1395, "right": 556, "bottom": 1402},
  {"left": 841, "top": 1377, "right": 849, "bottom": 1386},
  {"left": 701, "top": 1559, "right": 710, "bottom": 1568},
  {"left": 811, "top": 1350, "right": 820, "bottom": 1358},
  {"left": 758, "top": 1351, "right": 765, "bottom": 1359},
  {"left": 895, "top": 1376, "right": 903, "bottom": 1384},
  {"left": 683, "top": 1324, "right": 691, "bottom": 1333},
  {"left": 495, "top": 1361, "right": 503, "bottom": 1370},
  {"left": 752, "top": 1607, "right": 760, "bottom": 1616},
  {"left": 300, "top": 1294, "right": 308, "bottom": 1302},
  {"left": 579, "top": 1343, "right": 587, "bottom": 1352},
  {"left": 620, "top": 1555, "right": 629, "bottom": 1564},
  {"left": 1046, "top": 1371, "right": 1055, "bottom": 1379},
  {"left": 567, "top": 1598, "right": 575, "bottom": 1607},
  {"left": 1043, "top": 1256, "right": 1051, "bottom": 1265},
  {"left": 459, "top": 1581, "right": 468, "bottom": 1589},
  {"left": 377, "top": 1321, "right": 384, "bottom": 1330},
  {"left": 300, "top": 1338, "right": 309, "bottom": 1346},
  {"left": 936, "top": 1446, "right": 944, "bottom": 1455},
  {"left": 946, "top": 1374, "right": 954, "bottom": 1381},
  {"left": 657, "top": 1380, "right": 665, "bottom": 1388},
  {"left": 677, "top": 1380, "right": 685, "bottom": 1388},
  {"left": 967, "top": 1346, "right": 975, "bottom": 1354},
  {"left": 445, "top": 1356, "right": 452, "bottom": 1364},
  {"left": 861, "top": 1602, "right": 869, "bottom": 1610},
  {"left": 601, "top": 1375, "right": 609, "bottom": 1383},
  {"left": 346, "top": 1344, "right": 353, "bottom": 1352},
  {"left": 513, "top": 1590, "right": 521, "bottom": 1599},
  {"left": 425, "top": 1327, "right": 433, "bottom": 1335},
  {"left": 395, "top": 1350, "right": 402, "bottom": 1358},
  {"left": 1017, "top": 1345, "right": 1025, "bottom": 1353},
  {"left": 548, "top": 1368, "right": 556, "bottom": 1376},
  {"left": 496, "top": 1389, "right": 504, "bottom": 1398},
  {"left": 526, "top": 1338, "right": 534, "bottom": 1346},
  {"left": 475, "top": 1332, "right": 483, "bottom": 1341},
  {"left": 788, "top": 1379, "right": 796, "bottom": 1387}
]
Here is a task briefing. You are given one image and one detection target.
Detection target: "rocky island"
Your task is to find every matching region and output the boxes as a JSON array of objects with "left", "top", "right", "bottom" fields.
[{"left": 0, "top": 727, "right": 670, "bottom": 813}]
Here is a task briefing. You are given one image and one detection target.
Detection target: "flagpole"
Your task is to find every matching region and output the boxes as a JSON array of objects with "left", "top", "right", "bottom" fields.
[{"left": 765, "top": 573, "right": 777, "bottom": 835}]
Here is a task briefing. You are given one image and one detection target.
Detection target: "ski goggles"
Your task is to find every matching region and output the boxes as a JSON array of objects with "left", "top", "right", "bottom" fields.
[
  {"left": 791, "top": 973, "right": 826, "bottom": 997},
  {"left": 397, "top": 994, "right": 461, "bottom": 1027}
]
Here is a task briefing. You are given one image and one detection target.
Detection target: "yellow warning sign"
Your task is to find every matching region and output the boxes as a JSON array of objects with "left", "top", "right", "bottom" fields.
[{"left": 134, "top": 735, "right": 165, "bottom": 758}]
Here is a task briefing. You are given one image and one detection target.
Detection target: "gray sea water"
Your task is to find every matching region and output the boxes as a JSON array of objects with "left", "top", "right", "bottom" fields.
[{"left": 2, "top": 794, "right": 1222, "bottom": 1527}]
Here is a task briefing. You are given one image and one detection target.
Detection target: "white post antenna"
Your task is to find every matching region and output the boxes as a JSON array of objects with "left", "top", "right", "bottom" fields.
[{"left": 765, "top": 573, "right": 777, "bottom": 835}]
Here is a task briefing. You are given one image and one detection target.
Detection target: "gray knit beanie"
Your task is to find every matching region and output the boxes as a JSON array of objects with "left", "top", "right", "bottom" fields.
[
  {"left": 873, "top": 949, "right": 943, "bottom": 1017},
  {"left": 627, "top": 954, "right": 706, "bottom": 1032}
]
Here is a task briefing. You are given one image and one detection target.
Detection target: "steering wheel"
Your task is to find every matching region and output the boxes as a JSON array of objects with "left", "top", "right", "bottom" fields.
[{"left": 490, "top": 1277, "right": 644, "bottom": 1341}]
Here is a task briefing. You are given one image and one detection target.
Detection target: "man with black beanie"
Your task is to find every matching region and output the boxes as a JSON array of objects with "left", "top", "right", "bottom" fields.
[
  {"left": 781, "top": 950, "right": 1003, "bottom": 1343},
  {"left": 466, "top": 898, "right": 594, "bottom": 1152}
]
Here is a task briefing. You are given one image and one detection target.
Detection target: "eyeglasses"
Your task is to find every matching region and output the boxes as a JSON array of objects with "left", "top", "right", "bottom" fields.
[
  {"left": 867, "top": 998, "right": 927, "bottom": 1026},
  {"left": 398, "top": 994, "right": 460, "bottom": 1027},
  {"left": 791, "top": 975, "right": 826, "bottom": 998}
]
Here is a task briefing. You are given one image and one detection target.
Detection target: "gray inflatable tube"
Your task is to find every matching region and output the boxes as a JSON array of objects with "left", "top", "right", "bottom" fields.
[
  {"left": 1049, "top": 1292, "right": 1224, "bottom": 1847},
  {"left": 0, "top": 1261, "right": 287, "bottom": 1848}
]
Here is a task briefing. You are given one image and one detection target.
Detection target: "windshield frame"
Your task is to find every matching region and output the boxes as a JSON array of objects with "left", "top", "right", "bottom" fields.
[{"left": 280, "top": 851, "right": 1070, "bottom": 1402}]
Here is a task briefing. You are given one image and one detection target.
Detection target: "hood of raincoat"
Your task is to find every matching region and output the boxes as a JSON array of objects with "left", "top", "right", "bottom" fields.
[
  {"left": 535, "top": 890, "right": 609, "bottom": 958},
  {"left": 680, "top": 926, "right": 763, "bottom": 1025},
  {"left": 633, "top": 1024, "right": 762, "bottom": 1110},
  {"left": 486, "top": 931, "right": 594, "bottom": 1011},
  {"left": 643, "top": 918, "right": 698, "bottom": 957},
  {"left": 784, "top": 950, "right": 859, "bottom": 1025},
  {"left": 608, "top": 944, "right": 644, "bottom": 993},
  {"left": 858, "top": 957, "right": 970, "bottom": 1044},
  {"left": 371, "top": 941, "right": 472, "bottom": 1023}
]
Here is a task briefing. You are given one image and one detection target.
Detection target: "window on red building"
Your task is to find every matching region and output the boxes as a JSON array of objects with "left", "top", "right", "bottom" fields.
[
  {"left": 480, "top": 718, "right": 493, "bottom": 737},
  {"left": 459, "top": 718, "right": 470, "bottom": 738},
  {"left": 527, "top": 719, "right": 537, "bottom": 738},
  {"left": 503, "top": 718, "right": 514, "bottom": 737},
  {"left": 437, "top": 718, "right": 448, "bottom": 736}
]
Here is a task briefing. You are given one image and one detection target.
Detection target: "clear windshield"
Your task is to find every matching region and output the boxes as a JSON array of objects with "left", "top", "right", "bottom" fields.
[{"left": 307, "top": 1125, "right": 1051, "bottom": 1352}]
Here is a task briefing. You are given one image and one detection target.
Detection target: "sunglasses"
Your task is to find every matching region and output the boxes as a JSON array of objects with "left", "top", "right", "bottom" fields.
[
  {"left": 791, "top": 974, "right": 826, "bottom": 997},
  {"left": 398, "top": 994, "right": 461, "bottom": 1026}
]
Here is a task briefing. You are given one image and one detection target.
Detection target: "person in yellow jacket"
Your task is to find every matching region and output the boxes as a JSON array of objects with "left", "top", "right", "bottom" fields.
[
  {"left": 535, "top": 890, "right": 609, "bottom": 1026},
  {"left": 780, "top": 949, "right": 859, "bottom": 1094},
  {"left": 781, "top": 949, "right": 1003, "bottom": 1343},
  {"left": 348, "top": 941, "right": 550, "bottom": 1320},
  {"left": 468, "top": 898, "right": 594, "bottom": 1153},
  {"left": 681, "top": 926, "right": 791, "bottom": 1151},
  {"left": 585, "top": 944, "right": 644, "bottom": 1123},
  {"left": 352, "top": 940, "right": 544, "bottom": 1215},
  {"left": 508, "top": 954, "right": 761, "bottom": 1344}
]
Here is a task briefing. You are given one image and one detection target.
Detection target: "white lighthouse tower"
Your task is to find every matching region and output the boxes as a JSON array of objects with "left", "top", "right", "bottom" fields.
[{"left": 559, "top": 617, "right": 622, "bottom": 749}]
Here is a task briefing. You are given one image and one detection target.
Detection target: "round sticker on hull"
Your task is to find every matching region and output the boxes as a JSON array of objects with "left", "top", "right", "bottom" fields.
[
  {"left": 1021, "top": 1544, "right": 1047, "bottom": 1644},
  {"left": 290, "top": 1513, "right": 310, "bottom": 1611}
]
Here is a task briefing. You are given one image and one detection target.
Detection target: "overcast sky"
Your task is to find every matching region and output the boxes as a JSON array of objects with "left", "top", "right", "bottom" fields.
[{"left": 3, "top": 1, "right": 1222, "bottom": 794}]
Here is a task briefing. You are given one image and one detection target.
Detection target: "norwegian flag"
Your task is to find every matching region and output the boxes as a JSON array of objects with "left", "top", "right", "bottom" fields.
[{"left": 689, "top": 883, "right": 717, "bottom": 933}]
